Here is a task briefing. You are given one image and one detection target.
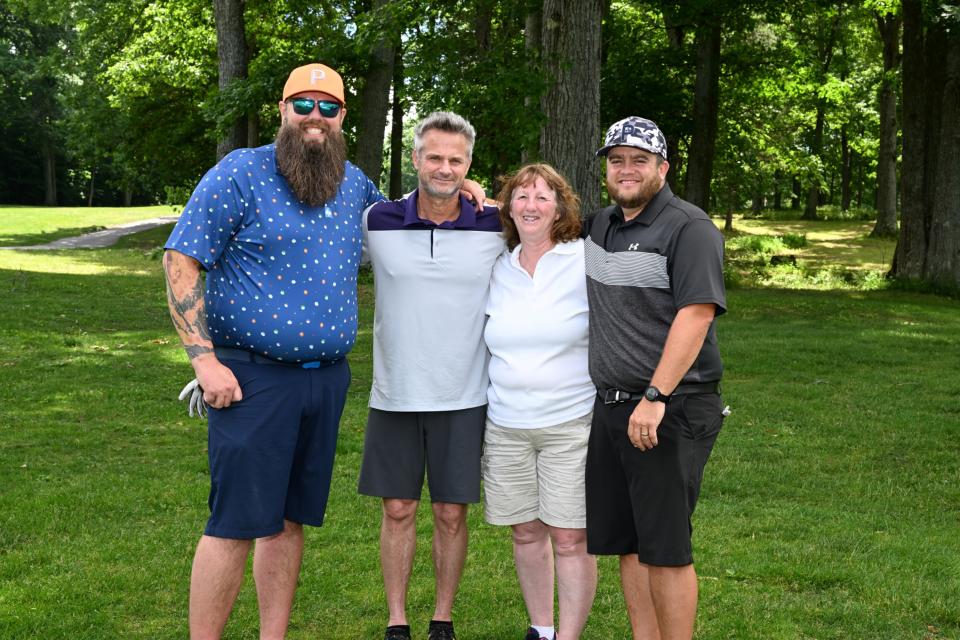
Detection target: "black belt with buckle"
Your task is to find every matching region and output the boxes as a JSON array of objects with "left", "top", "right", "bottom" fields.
[
  {"left": 214, "top": 346, "right": 342, "bottom": 369},
  {"left": 599, "top": 381, "right": 719, "bottom": 405}
]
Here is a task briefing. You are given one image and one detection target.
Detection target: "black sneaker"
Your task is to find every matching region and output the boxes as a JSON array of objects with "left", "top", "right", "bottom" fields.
[
  {"left": 385, "top": 625, "right": 412, "bottom": 640},
  {"left": 427, "top": 620, "right": 456, "bottom": 640},
  {"left": 524, "top": 628, "right": 546, "bottom": 640}
]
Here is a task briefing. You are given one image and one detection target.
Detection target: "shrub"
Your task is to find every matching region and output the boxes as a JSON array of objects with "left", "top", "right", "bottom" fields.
[{"left": 780, "top": 232, "right": 807, "bottom": 249}]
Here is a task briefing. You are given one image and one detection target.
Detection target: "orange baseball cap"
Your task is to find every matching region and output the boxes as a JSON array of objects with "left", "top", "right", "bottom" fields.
[{"left": 282, "top": 63, "right": 345, "bottom": 105}]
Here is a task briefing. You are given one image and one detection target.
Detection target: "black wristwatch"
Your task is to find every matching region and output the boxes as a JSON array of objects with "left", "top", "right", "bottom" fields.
[{"left": 644, "top": 385, "right": 671, "bottom": 404}]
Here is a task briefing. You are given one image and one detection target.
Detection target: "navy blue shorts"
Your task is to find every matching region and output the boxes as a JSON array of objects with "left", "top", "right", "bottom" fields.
[
  {"left": 203, "top": 357, "right": 350, "bottom": 539},
  {"left": 586, "top": 392, "right": 724, "bottom": 566}
]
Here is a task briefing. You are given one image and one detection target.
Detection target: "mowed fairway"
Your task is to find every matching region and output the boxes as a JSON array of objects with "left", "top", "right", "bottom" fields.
[{"left": 0, "top": 209, "right": 958, "bottom": 639}]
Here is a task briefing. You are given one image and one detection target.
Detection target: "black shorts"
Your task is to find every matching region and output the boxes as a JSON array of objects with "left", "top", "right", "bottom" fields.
[
  {"left": 357, "top": 406, "right": 486, "bottom": 503},
  {"left": 585, "top": 392, "right": 724, "bottom": 566}
]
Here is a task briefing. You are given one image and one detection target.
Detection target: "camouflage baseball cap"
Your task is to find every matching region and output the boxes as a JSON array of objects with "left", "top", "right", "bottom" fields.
[{"left": 596, "top": 116, "right": 668, "bottom": 159}]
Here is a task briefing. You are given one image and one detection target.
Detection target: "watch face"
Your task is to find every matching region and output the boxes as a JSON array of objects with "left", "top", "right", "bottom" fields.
[{"left": 644, "top": 387, "right": 659, "bottom": 401}]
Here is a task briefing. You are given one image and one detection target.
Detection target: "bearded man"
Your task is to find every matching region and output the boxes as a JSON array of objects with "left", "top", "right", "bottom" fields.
[
  {"left": 162, "top": 63, "right": 383, "bottom": 640},
  {"left": 584, "top": 117, "right": 727, "bottom": 640}
]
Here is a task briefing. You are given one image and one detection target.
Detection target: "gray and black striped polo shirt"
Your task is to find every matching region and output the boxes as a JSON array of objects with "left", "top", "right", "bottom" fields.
[{"left": 584, "top": 183, "right": 726, "bottom": 392}]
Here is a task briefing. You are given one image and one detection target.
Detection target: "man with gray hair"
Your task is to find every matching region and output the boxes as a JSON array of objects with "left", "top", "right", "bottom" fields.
[
  {"left": 359, "top": 111, "right": 504, "bottom": 640},
  {"left": 585, "top": 116, "right": 726, "bottom": 640}
]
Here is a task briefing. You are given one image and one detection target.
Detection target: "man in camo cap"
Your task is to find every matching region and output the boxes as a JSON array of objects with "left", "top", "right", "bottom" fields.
[{"left": 584, "top": 116, "right": 727, "bottom": 640}]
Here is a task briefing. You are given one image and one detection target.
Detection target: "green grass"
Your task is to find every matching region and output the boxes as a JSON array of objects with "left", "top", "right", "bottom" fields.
[
  {"left": 721, "top": 216, "right": 897, "bottom": 290},
  {"left": 1, "top": 208, "right": 958, "bottom": 639},
  {"left": 0, "top": 205, "right": 179, "bottom": 247}
]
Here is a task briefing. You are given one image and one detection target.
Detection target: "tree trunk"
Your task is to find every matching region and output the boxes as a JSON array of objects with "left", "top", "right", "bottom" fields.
[
  {"left": 354, "top": 0, "right": 396, "bottom": 187},
  {"left": 87, "top": 169, "right": 95, "bottom": 207},
  {"left": 872, "top": 12, "right": 900, "bottom": 238},
  {"left": 751, "top": 189, "right": 763, "bottom": 216},
  {"left": 802, "top": 10, "right": 840, "bottom": 220},
  {"left": 540, "top": 0, "right": 603, "bottom": 214},
  {"left": 474, "top": 0, "right": 495, "bottom": 51},
  {"left": 43, "top": 141, "right": 56, "bottom": 206},
  {"left": 803, "top": 102, "right": 825, "bottom": 220},
  {"left": 773, "top": 170, "right": 783, "bottom": 210},
  {"left": 389, "top": 48, "right": 405, "bottom": 201},
  {"left": 791, "top": 176, "right": 801, "bottom": 209},
  {"left": 521, "top": 6, "right": 543, "bottom": 165},
  {"left": 213, "top": 0, "right": 247, "bottom": 160},
  {"left": 684, "top": 20, "right": 721, "bottom": 213},
  {"left": 894, "top": 0, "right": 931, "bottom": 278},
  {"left": 661, "top": 6, "right": 687, "bottom": 192},
  {"left": 924, "top": 29, "right": 960, "bottom": 288},
  {"left": 840, "top": 125, "right": 852, "bottom": 211},
  {"left": 123, "top": 186, "right": 133, "bottom": 207},
  {"left": 247, "top": 111, "right": 259, "bottom": 148}
]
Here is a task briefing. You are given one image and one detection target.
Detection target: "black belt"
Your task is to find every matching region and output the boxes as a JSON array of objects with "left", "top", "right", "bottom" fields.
[
  {"left": 599, "top": 381, "right": 719, "bottom": 405},
  {"left": 215, "top": 347, "right": 343, "bottom": 369}
]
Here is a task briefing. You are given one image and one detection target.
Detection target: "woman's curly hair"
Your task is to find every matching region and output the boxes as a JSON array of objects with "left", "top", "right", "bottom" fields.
[{"left": 495, "top": 163, "right": 581, "bottom": 250}]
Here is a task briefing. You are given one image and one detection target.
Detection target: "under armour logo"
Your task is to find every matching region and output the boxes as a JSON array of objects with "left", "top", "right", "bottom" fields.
[
  {"left": 628, "top": 243, "right": 639, "bottom": 251},
  {"left": 310, "top": 69, "right": 326, "bottom": 84}
]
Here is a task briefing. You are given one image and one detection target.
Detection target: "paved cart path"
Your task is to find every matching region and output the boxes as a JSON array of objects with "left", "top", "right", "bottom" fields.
[{"left": 0, "top": 216, "right": 180, "bottom": 250}]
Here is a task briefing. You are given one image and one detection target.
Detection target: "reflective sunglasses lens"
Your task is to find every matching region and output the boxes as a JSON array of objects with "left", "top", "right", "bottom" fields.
[
  {"left": 317, "top": 101, "right": 341, "bottom": 117},
  {"left": 289, "top": 99, "right": 341, "bottom": 117},
  {"left": 290, "top": 98, "right": 315, "bottom": 115}
]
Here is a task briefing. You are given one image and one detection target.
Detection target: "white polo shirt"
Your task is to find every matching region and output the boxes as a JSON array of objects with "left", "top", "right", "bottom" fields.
[
  {"left": 363, "top": 190, "right": 505, "bottom": 412},
  {"left": 484, "top": 238, "right": 594, "bottom": 428}
]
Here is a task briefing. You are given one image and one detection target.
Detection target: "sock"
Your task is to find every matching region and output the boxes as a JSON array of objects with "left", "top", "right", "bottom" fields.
[{"left": 532, "top": 625, "right": 555, "bottom": 639}]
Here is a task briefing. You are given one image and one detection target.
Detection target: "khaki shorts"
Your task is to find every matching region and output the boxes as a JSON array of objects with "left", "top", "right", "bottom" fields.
[{"left": 481, "top": 412, "right": 592, "bottom": 529}]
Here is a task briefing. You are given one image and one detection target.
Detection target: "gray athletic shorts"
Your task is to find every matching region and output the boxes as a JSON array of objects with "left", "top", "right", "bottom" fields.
[{"left": 357, "top": 405, "right": 486, "bottom": 503}]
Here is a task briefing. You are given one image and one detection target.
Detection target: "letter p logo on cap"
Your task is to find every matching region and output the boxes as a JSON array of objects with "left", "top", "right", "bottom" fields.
[{"left": 282, "top": 63, "right": 345, "bottom": 105}]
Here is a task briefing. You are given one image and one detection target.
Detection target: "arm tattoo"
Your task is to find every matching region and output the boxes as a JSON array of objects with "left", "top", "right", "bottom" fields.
[
  {"left": 185, "top": 345, "right": 215, "bottom": 360},
  {"left": 163, "top": 252, "right": 214, "bottom": 357}
]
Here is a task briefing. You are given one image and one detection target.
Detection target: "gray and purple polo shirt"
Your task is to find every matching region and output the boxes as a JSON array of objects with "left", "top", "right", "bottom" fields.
[{"left": 362, "top": 190, "right": 505, "bottom": 412}]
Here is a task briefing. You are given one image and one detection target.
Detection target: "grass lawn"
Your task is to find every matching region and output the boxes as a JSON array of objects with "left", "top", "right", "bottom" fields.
[
  {"left": 0, "top": 205, "right": 178, "bottom": 247},
  {"left": 0, "top": 208, "right": 958, "bottom": 639},
  {"left": 727, "top": 218, "right": 896, "bottom": 272}
]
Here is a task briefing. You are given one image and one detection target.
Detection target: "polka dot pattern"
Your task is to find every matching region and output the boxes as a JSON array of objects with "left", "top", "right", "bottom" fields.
[{"left": 165, "top": 144, "right": 383, "bottom": 362}]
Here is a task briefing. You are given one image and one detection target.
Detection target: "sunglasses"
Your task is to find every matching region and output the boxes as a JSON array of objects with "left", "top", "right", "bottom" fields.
[{"left": 287, "top": 98, "right": 342, "bottom": 118}]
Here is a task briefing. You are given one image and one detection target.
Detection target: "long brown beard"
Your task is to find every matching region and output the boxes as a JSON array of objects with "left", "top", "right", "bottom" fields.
[{"left": 275, "top": 120, "right": 347, "bottom": 207}]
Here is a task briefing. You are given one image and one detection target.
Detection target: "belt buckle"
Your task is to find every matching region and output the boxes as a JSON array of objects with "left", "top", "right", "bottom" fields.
[{"left": 603, "top": 389, "right": 623, "bottom": 405}]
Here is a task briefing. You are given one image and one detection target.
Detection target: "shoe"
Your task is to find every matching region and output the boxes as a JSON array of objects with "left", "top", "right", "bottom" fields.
[
  {"left": 524, "top": 628, "right": 547, "bottom": 640},
  {"left": 427, "top": 621, "right": 456, "bottom": 640},
  {"left": 385, "top": 626, "right": 412, "bottom": 640}
]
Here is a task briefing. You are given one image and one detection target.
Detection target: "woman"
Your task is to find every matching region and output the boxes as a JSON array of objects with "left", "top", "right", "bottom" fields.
[{"left": 482, "top": 164, "right": 596, "bottom": 640}]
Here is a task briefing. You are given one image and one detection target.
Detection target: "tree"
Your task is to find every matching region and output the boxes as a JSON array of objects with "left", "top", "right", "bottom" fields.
[
  {"left": 684, "top": 16, "right": 722, "bottom": 211},
  {"left": 213, "top": 0, "right": 248, "bottom": 160},
  {"left": 353, "top": 0, "right": 396, "bottom": 185},
  {"left": 797, "top": 2, "right": 843, "bottom": 220},
  {"left": 893, "top": 0, "right": 960, "bottom": 290},
  {"left": 540, "top": 0, "right": 603, "bottom": 213},
  {"left": 871, "top": 8, "right": 900, "bottom": 237}
]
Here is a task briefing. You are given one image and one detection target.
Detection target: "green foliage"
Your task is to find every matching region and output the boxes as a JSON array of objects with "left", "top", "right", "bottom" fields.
[
  {"left": 0, "top": 0, "right": 909, "bottom": 234},
  {"left": 401, "top": 0, "right": 544, "bottom": 186},
  {"left": 723, "top": 215, "right": 897, "bottom": 290},
  {"left": 780, "top": 232, "right": 807, "bottom": 248}
]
